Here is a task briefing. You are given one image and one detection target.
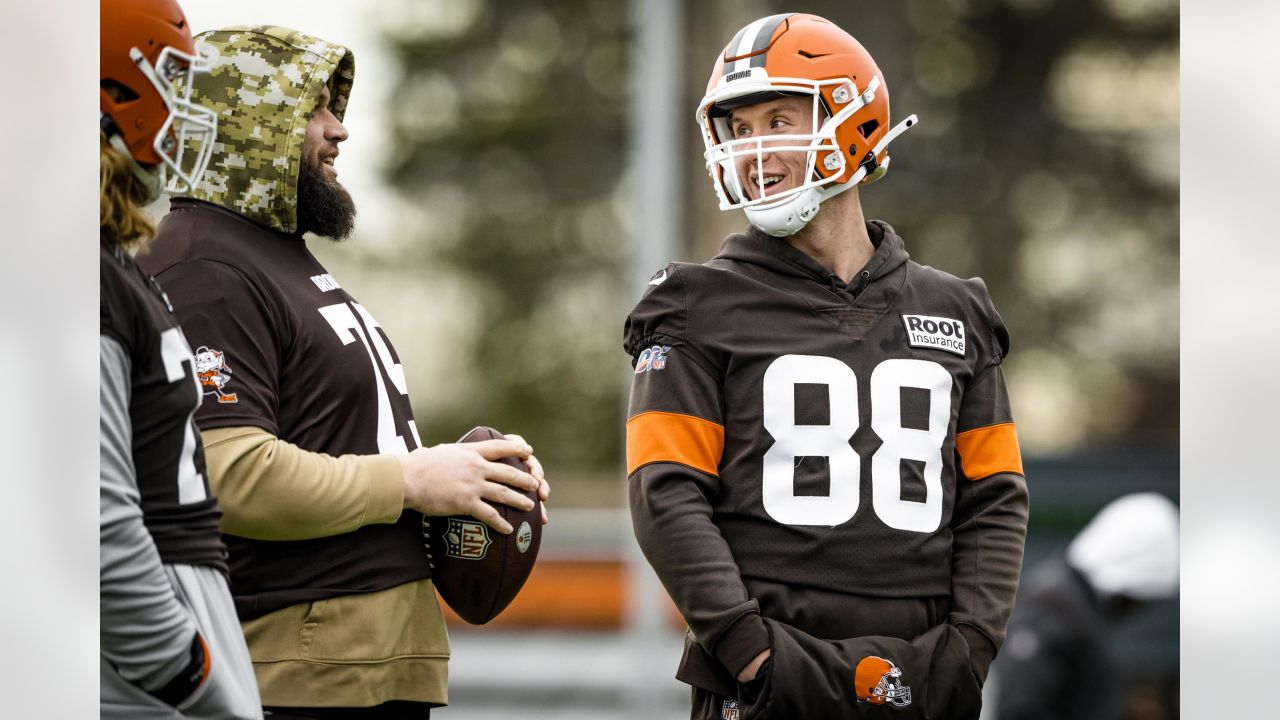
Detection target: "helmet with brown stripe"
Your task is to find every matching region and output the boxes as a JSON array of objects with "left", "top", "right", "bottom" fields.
[{"left": 696, "top": 13, "right": 917, "bottom": 237}]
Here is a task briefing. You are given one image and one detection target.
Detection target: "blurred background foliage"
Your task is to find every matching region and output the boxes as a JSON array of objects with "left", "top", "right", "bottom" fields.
[
  {"left": 349, "top": 0, "right": 1176, "bottom": 496},
  {"left": 372, "top": 0, "right": 633, "bottom": 483}
]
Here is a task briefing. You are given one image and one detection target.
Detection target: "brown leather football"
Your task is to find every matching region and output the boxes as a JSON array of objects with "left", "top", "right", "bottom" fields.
[{"left": 424, "top": 426, "right": 542, "bottom": 624}]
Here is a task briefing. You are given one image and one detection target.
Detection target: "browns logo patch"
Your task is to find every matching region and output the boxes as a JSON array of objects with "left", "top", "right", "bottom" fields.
[
  {"left": 193, "top": 346, "right": 238, "bottom": 404},
  {"left": 853, "top": 655, "right": 912, "bottom": 708}
]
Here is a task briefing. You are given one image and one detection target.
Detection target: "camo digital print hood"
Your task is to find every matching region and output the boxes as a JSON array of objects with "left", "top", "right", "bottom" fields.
[{"left": 179, "top": 26, "right": 354, "bottom": 234}]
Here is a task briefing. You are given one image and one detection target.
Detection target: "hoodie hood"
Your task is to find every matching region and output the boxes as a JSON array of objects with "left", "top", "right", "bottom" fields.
[
  {"left": 179, "top": 26, "right": 355, "bottom": 234},
  {"left": 716, "top": 220, "right": 910, "bottom": 298},
  {"left": 1067, "top": 493, "right": 1180, "bottom": 601}
]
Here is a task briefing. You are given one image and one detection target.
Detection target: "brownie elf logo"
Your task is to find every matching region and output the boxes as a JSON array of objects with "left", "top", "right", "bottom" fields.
[{"left": 192, "top": 346, "right": 238, "bottom": 403}]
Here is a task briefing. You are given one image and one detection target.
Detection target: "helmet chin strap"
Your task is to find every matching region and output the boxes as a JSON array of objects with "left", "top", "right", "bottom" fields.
[
  {"left": 744, "top": 187, "right": 822, "bottom": 237},
  {"left": 743, "top": 114, "right": 919, "bottom": 238}
]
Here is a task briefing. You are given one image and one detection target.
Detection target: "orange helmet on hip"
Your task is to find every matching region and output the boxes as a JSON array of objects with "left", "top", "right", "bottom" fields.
[{"left": 853, "top": 655, "right": 913, "bottom": 708}]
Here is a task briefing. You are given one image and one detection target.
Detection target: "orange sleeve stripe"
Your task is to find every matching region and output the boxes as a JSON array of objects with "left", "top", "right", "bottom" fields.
[
  {"left": 955, "top": 422, "right": 1024, "bottom": 480},
  {"left": 626, "top": 411, "right": 725, "bottom": 477}
]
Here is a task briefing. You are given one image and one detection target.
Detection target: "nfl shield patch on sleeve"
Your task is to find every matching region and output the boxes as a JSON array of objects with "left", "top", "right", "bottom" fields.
[{"left": 635, "top": 345, "right": 672, "bottom": 374}]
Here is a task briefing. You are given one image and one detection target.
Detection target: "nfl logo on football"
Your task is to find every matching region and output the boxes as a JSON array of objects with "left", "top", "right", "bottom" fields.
[{"left": 444, "top": 518, "right": 492, "bottom": 560}]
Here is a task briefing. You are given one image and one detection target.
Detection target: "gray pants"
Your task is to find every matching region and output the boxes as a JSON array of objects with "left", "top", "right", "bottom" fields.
[{"left": 101, "top": 563, "right": 262, "bottom": 719}]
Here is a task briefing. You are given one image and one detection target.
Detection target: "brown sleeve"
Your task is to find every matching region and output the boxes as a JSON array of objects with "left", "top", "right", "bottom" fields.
[
  {"left": 626, "top": 354, "right": 770, "bottom": 677},
  {"left": 625, "top": 265, "right": 769, "bottom": 678},
  {"left": 949, "top": 311, "right": 1030, "bottom": 684},
  {"left": 948, "top": 469, "right": 1030, "bottom": 684},
  {"left": 200, "top": 426, "right": 405, "bottom": 541},
  {"left": 629, "top": 461, "right": 771, "bottom": 678}
]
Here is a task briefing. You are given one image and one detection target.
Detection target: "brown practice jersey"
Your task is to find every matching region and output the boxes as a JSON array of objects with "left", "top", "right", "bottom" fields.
[
  {"left": 625, "top": 221, "right": 1028, "bottom": 690},
  {"left": 138, "top": 199, "right": 431, "bottom": 619},
  {"left": 100, "top": 245, "right": 227, "bottom": 572}
]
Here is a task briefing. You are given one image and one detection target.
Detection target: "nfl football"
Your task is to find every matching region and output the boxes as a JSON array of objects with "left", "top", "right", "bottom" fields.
[{"left": 425, "top": 426, "right": 542, "bottom": 625}]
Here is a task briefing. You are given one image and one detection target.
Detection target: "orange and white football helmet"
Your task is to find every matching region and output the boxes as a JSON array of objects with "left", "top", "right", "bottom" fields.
[
  {"left": 853, "top": 655, "right": 913, "bottom": 707},
  {"left": 697, "top": 13, "right": 917, "bottom": 236},
  {"left": 100, "top": 0, "right": 217, "bottom": 198}
]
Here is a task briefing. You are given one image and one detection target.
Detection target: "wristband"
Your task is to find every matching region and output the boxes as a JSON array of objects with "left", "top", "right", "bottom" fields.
[{"left": 153, "top": 632, "right": 210, "bottom": 706}]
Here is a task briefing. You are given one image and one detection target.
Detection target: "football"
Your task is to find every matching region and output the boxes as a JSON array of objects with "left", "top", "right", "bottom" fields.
[{"left": 425, "top": 426, "right": 543, "bottom": 625}]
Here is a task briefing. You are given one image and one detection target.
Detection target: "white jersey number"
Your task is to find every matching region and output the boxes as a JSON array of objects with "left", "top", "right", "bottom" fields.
[
  {"left": 319, "top": 302, "right": 422, "bottom": 455},
  {"left": 159, "top": 326, "right": 207, "bottom": 504},
  {"left": 761, "top": 354, "right": 952, "bottom": 532}
]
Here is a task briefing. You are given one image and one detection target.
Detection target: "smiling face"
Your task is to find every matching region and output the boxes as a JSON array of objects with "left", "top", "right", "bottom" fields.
[
  {"left": 727, "top": 96, "right": 818, "bottom": 201},
  {"left": 296, "top": 81, "right": 356, "bottom": 240},
  {"left": 301, "top": 83, "right": 348, "bottom": 184}
]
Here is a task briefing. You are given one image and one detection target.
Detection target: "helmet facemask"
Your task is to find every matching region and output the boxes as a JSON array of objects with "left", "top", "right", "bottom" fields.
[
  {"left": 874, "top": 666, "right": 913, "bottom": 708},
  {"left": 133, "top": 43, "right": 219, "bottom": 195},
  {"left": 703, "top": 78, "right": 846, "bottom": 210},
  {"left": 699, "top": 72, "right": 914, "bottom": 237}
]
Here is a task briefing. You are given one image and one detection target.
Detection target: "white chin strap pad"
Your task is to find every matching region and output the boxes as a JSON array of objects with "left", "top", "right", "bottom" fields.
[{"left": 744, "top": 188, "right": 822, "bottom": 237}]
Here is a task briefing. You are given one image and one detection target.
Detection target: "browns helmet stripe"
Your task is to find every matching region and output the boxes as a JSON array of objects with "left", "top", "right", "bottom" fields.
[
  {"left": 725, "top": 13, "right": 794, "bottom": 74},
  {"left": 749, "top": 13, "right": 794, "bottom": 68},
  {"left": 723, "top": 23, "right": 753, "bottom": 65}
]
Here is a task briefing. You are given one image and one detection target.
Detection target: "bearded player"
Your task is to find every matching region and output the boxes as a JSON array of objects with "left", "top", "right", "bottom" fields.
[
  {"left": 137, "top": 26, "right": 548, "bottom": 718},
  {"left": 99, "top": 0, "right": 260, "bottom": 717},
  {"left": 625, "top": 14, "right": 1028, "bottom": 719}
]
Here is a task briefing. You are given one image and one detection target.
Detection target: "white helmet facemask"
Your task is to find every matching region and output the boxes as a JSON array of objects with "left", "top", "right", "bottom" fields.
[
  {"left": 130, "top": 42, "right": 219, "bottom": 196},
  {"left": 698, "top": 72, "right": 916, "bottom": 237}
]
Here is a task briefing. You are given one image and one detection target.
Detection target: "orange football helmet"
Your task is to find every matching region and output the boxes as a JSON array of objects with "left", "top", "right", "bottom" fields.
[
  {"left": 100, "top": 0, "right": 217, "bottom": 197},
  {"left": 697, "top": 13, "right": 917, "bottom": 236},
  {"left": 853, "top": 655, "right": 913, "bottom": 707}
]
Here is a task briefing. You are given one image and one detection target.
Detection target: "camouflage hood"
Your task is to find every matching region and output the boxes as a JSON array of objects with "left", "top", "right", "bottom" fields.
[{"left": 180, "top": 26, "right": 354, "bottom": 234}]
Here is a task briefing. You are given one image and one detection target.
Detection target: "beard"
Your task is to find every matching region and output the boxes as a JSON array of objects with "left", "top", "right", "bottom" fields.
[{"left": 296, "top": 152, "right": 356, "bottom": 240}]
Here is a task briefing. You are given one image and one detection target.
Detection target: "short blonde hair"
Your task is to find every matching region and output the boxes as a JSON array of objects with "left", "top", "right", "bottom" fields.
[{"left": 99, "top": 133, "right": 155, "bottom": 251}]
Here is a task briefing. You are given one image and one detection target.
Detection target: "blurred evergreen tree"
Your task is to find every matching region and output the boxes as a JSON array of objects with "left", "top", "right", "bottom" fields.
[{"left": 381, "top": 0, "right": 631, "bottom": 472}]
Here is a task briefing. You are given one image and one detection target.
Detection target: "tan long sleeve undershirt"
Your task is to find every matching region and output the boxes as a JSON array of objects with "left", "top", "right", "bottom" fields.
[{"left": 199, "top": 426, "right": 406, "bottom": 541}]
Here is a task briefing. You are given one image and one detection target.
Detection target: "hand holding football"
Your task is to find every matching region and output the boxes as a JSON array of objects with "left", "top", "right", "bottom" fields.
[{"left": 425, "top": 426, "right": 543, "bottom": 624}]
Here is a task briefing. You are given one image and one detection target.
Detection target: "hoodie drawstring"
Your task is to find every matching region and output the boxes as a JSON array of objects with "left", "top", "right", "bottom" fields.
[{"left": 852, "top": 270, "right": 872, "bottom": 297}]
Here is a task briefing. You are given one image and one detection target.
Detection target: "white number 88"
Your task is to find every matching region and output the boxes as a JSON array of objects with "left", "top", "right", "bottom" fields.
[{"left": 761, "top": 355, "right": 951, "bottom": 533}]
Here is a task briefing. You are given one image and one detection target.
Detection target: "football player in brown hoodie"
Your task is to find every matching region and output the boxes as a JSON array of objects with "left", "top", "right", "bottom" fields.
[{"left": 626, "top": 13, "right": 1029, "bottom": 719}]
